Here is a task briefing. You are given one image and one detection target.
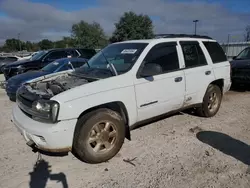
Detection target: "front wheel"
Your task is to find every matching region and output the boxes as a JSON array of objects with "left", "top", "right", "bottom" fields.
[
  {"left": 73, "top": 108, "right": 125, "bottom": 164},
  {"left": 196, "top": 84, "right": 222, "bottom": 117}
]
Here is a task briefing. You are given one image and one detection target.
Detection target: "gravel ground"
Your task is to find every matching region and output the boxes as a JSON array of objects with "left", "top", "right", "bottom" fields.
[
  {"left": 1, "top": 90, "right": 250, "bottom": 188},
  {"left": 0, "top": 74, "right": 4, "bottom": 82}
]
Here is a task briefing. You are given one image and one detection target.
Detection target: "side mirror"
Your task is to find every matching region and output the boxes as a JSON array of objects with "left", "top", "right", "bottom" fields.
[
  {"left": 232, "top": 56, "right": 237, "bottom": 60},
  {"left": 140, "top": 63, "right": 163, "bottom": 77}
]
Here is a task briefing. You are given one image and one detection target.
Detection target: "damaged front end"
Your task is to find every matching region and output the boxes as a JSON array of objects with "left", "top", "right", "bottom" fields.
[
  {"left": 25, "top": 73, "right": 90, "bottom": 98},
  {"left": 16, "top": 73, "right": 92, "bottom": 123}
]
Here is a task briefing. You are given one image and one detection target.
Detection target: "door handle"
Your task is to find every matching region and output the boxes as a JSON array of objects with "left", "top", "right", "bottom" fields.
[
  {"left": 205, "top": 71, "right": 211, "bottom": 75},
  {"left": 174, "top": 77, "right": 183, "bottom": 82}
]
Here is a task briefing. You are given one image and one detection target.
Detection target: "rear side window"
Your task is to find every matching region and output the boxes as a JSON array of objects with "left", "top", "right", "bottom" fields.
[
  {"left": 78, "top": 49, "right": 96, "bottom": 59},
  {"left": 6, "top": 57, "right": 18, "bottom": 61},
  {"left": 180, "top": 42, "right": 207, "bottom": 68},
  {"left": 71, "top": 60, "right": 85, "bottom": 68},
  {"left": 143, "top": 42, "right": 180, "bottom": 74},
  {"left": 203, "top": 42, "right": 227, "bottom": 63},
  {"left": 47, "top": 51, "right": 67, "bottom": 60},
  {"left": 67, "top": 50, "right": 79, "bottom": 57}
]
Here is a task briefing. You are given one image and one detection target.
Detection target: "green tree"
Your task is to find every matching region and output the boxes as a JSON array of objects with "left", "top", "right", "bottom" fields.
[
  {"left": 71, "top": 21, "right": 108, "bottom": 49},
  {"left": 3, "top": 38, "right": 22, "bottom": 51},
  {"left": 54, "top": 40, "right": 66, "bottom": 48},
  {"left": 62, "top": 37, "right": 75, "bottom": 48},
  {"left": 110, "top": 11, "right": 154, "bottom": 43},
  {"left": 25, "top": 41, "right": 33, "bottom": 51},
  {"left": 38, "top": 39, "right": 53, "bottom": 50}
]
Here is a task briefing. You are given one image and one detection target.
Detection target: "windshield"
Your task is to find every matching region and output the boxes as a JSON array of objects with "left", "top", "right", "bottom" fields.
[
  {"left": 235, "top": 48, "right": 250, "bottom": 60},
  {"left": 79, "top": 42, "right": 148, "bottom": 75},
  {"left": 30, "top": 51, "right": 48, "bottom": 60},
  {"left": 41, "top": 59, "right": 66, "bottom": 72}
]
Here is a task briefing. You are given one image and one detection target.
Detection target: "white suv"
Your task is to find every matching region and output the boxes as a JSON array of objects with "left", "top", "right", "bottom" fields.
[{"left": 12, "top": 35, "right": 231, "bottom": 163}]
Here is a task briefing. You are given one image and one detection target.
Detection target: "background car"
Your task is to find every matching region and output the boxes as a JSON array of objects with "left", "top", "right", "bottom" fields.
[
  {"left": 2, "top": 48, "right": 96, "bottom": 80},
  {"left": 0, "top": 56, "right": 22, "bottom": 73},
  {"left": 230, "top": 47, "right": 250, "bottom": 87},
  {"left": 5, "top": 57, "right": 88, "bottom": 101}
]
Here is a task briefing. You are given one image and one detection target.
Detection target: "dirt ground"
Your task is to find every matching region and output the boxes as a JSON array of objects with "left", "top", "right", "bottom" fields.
[{"left": 1, "top": 89, "right": 250, "bottom": 188}]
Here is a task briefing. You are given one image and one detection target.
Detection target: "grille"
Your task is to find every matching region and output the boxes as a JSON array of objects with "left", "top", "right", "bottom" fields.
[{"left": 17, "top": 93, "right": 33, "bottom": 108}]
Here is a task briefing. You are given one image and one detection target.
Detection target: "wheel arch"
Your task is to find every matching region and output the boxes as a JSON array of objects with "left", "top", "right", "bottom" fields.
[
  {"left": 76, "top": 101, "right": 131, "bottom": 140},
  {"left": 209, "top": 79, "right": 224, "bottom": 93}
]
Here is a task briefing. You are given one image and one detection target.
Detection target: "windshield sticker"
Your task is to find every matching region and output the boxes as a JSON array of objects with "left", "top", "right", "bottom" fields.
[
  {"left": 53, "top": 62, "right": 59, "bottom": 65},
  {"left": 121, "top": 49, "right": 137, "bottom": 54}
]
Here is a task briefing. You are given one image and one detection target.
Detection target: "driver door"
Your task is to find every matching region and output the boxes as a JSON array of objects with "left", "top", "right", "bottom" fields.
[{"left": 134, "top": 42, "right": 185, "bottom": 122}]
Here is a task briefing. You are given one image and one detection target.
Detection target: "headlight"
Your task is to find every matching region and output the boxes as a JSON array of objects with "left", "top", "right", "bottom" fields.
[{"left": 32, "top": 100, "right": 60, "bottom": 122}]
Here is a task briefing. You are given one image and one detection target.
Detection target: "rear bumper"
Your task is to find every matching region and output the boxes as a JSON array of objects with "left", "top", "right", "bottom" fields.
[
  {"left": 223, "top": 78, "right": 231, "bottom": 93},
  {"left": 11, "top": 105, "right": 77, "bottom": 152}
]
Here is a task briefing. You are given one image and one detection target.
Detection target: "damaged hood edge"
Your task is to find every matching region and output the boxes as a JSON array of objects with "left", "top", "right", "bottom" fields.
[{"left": 25, "top": 70, "right": 73, "bottom": 84}]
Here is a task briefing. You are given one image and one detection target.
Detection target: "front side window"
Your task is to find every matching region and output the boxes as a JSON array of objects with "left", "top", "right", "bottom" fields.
[
  {"left": 181, "top": 42, "right": 207, "bottom": 68},
  {"left": 80, "top": 43, "right": 148, "bottom": 74},
  {"left": 142, "top": 43, "right": 180, "bottom": 75},
  {"left": 235, "top": 47, "right": 250, "bottom": 60},
  {"left": 203, "top": 41, "right": 227, "bottom": 63}
]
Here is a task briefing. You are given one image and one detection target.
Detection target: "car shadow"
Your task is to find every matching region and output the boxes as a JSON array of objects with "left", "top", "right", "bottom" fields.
[
  {"left": 29, "top": 159, "right": 68, "bottom": 188},
  {"left": 196, "top": 131, "right": 250, "bottom": 165}
]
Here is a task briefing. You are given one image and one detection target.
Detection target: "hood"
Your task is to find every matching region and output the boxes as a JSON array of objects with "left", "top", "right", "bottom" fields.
[
  {"left": 230, "top": 59, "right": 250, "bottom": 69},
  {"left": 7, "top": 71, "right": 49, "bottom": 85},
  {"left": 4, "top": 59, "right": 38, "bottom": 68}
]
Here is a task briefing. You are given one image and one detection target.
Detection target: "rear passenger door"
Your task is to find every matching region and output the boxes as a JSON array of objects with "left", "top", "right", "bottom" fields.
[
  {"left": 202, "top": 41, "right": 230, "bottom": 88},
  {"left": 179, "top": 41, "right": 215, "bottom": 106},
  {"left": 134, "top": 42, "right": 185, "bottom": 121}
]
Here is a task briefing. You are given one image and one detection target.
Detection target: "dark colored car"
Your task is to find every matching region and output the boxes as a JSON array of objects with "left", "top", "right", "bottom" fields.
[
  {"left": 2, "top": 48, "right": 96, "bottom": 80},
  {"left": 230, "top": 47, "right": 250, "bottom": 86},
  {"left": 0, "top": 56, "right": 21, "bottom": 73},
  {"left": 6, "top": 57, "right": 88, "bottom": 101}
]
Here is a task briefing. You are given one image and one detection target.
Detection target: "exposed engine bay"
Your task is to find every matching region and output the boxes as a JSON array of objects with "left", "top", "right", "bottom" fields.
[{"left": 24, "top": 73, "right": 94, "bottom": 98}]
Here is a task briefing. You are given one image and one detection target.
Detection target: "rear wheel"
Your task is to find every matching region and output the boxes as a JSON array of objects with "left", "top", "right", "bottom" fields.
[
  {"left": 196, "top": 84, "right": 222, "bottom": 117},
  {"left": 73, "top": 108, "right": 125, "bottom": 164}
]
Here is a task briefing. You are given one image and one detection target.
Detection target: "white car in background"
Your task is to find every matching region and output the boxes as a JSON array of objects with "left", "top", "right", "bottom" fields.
[{"left": 19, "top": 52, "right": 39, "bottom": 60}]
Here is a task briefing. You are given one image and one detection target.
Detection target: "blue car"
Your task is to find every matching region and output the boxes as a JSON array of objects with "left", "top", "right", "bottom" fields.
[{"left": 6, "top": 57, "right": 88, "bottom": 101}]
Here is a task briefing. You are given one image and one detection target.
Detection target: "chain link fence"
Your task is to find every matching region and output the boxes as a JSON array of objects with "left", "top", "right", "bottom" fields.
[{"left": 220, "top": 41, "right": 250, "bottom": 60}]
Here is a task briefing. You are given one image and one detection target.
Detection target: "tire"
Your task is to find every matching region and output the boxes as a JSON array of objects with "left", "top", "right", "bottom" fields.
[
  {"left": 196, "top": 84, "right": 222, "bottom": 117},
  {"left": 73, "top": 108, "right": 125, "bottom": 164}
]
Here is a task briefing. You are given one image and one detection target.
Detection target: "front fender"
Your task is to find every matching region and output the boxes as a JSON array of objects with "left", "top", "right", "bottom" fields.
[{"left": 57, "top": 86, "right": 137, "bottom": 126}]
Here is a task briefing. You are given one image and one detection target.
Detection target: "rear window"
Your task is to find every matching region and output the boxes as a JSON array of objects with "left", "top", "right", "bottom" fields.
[
  {"left": 202, "top": 42, "right": 227, "bottom": 63},
  {"left": 78, "top": 49, "right": 96, "bottom": 59}
]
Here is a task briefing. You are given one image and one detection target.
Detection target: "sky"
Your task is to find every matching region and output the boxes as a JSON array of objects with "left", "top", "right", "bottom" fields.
[{"left": 0, "top": 0, "right": 249, "bottom": 45}]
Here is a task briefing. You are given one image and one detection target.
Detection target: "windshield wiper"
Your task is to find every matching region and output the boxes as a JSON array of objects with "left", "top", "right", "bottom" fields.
[{"left": 99, "top": 50, "right": 118, "bottom": 76}]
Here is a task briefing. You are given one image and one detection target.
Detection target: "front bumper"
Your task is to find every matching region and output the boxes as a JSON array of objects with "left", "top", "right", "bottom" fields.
[{"left": 11, "top": 105, "right": 77, "bottom": 152}]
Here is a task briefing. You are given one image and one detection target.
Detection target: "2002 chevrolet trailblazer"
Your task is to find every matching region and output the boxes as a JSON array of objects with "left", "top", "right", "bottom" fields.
[{"left": 11, "top": 35, "right": 231, "bottom": 163}]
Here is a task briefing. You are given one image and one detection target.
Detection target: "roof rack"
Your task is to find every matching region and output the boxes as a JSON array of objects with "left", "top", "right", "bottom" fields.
[{"left": 154, "top": 34, "right": 213, "bottom": 39}]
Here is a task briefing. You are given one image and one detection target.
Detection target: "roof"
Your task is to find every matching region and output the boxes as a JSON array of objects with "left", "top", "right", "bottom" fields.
[
  {"left": 154, "top": 34, "right": 213, "bottom": 39},
  {"left": 117, "top": 37, "right": 216, "bottom": 45},
  {"left": 54, "top": 57, "right": 88, "bottom": 62},
  {"left": 45, "top": 48, "right": 95, "bottom": 52}
]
